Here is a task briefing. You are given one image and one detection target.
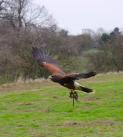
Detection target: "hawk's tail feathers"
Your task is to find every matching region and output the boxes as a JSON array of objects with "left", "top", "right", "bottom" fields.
[
  {"left": 80, "top": 86, "right": 94, "bottom": 93},
  {"left": 74, "top": 81, "right": 95, "bottom": 93}
]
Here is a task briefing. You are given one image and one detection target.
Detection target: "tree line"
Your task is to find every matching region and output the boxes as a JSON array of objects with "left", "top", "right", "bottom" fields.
[{"left": 0, "top": 0, "right": 123, "bottom": 84}]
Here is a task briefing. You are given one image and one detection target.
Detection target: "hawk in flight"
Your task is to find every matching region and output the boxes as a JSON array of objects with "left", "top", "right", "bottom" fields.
[{"left": 32, "top": 47, "right": 96, "bottom": 106}]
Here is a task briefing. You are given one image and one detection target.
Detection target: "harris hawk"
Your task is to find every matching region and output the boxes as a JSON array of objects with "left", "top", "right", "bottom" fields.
[{"left": 32, "top": 47, "right": 96, "bottom": 106}]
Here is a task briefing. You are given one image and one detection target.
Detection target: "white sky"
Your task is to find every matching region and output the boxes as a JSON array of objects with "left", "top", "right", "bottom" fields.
[{"left": 34, "top": 0, "right": 123, "bottom": 35}]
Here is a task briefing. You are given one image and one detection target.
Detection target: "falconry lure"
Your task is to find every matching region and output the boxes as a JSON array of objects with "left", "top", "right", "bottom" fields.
[{"left": 32, "top": 47, "right": 96, "bottom": 106}]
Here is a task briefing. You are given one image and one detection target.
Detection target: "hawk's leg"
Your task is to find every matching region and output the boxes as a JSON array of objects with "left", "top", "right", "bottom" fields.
[
  {"left": 69, "top": 90, "right": 78, "bottom": 107},
  {"left": 69, "top": 90, "right": 78, "bottom": 100},
  {"left": 69, "top": 90, "right": 74, "bottom": 98},
  {"left": 74, "top": 91, "right": 78, "bottom": 101}
]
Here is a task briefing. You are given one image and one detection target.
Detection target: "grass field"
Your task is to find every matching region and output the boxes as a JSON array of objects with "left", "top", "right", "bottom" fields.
[{"left": 0, "top": 73, "right": 123, "bottom": 137}]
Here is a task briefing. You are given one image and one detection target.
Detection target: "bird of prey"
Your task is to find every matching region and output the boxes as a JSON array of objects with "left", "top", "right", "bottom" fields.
[{"left": 32, "top": 47, "right": 96, "bottom": 106}]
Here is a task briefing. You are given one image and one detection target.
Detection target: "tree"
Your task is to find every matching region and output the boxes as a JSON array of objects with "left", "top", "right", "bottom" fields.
[{"left": 0, "top": 0, "right": 55, "bottom": 30}]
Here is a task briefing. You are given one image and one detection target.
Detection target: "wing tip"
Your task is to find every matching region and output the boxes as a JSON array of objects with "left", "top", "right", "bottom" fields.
[
  {"left": 32, "top": 47, "right": 44, "bottom": 63},
  {"left": 32, "top": 46, "right": 37, "bottom": 49},
  {"left": 32, "top": 47, "right": 39, "bottom": 53}
]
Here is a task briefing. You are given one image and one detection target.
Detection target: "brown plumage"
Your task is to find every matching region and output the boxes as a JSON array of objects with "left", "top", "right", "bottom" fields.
[{"left": 32, "top": 47, "right": 96, "bottom": 106}]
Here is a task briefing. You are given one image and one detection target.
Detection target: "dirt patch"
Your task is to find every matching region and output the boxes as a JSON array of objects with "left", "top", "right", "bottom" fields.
[
  {"left": 64, "top": 121, "right": 79, "bottom": 126},
  {"left": 35, "top": 135, "right": 45, "bottom": 137},
  {"left": 52, "top": 96, "right": 58, "bottom": 99},
  {"left": 90, "top": 120, "right": 122, "bottom": 126},
  {"left": 62, "top": 120, "right": 123, "bottom": 127},
  {"left": 83, "top": 96, "right": 101, "bottom": 102},
  {"left": 43, "top": 108, "right": 51, "bottom": 113},
  {"left": 18, "top": 102, "right": 33, "bottom": 106}
]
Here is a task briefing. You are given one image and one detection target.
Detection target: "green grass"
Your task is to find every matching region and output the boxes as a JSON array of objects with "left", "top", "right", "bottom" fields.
[{"left": 0, "top": 73, "right": 123, "bottom": 137}]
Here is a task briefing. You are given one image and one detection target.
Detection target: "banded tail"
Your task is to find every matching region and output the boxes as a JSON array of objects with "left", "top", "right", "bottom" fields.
[
  {"left": 79, "top": 86, "right": 94, "bottom": 93},
  {"left": 74, "top": 81, "right": 94, "bottom": 93}
]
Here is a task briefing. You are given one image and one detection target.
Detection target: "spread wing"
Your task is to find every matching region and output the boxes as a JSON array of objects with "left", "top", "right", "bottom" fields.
[
  {"left": 32, "top": 47, "right": 65, "bottom": 75},
  {"left": 61, "top": 71, "right": 96, "bottom": 81}
]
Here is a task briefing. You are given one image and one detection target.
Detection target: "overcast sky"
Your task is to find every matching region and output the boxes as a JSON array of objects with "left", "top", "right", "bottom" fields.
[{"left": 34, "top": 0, "right": 123, "bottom": 35}]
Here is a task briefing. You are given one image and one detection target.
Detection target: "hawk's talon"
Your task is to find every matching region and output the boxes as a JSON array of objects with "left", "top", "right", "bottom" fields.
[
  {"left": 69, "top": 90, "right": 78, "bottom": 100},
  {"left": 74, "top": 91, "right": 78, "bottom": 100},
  {"left": 69, "top": 91, "right": 74, "bottom": 98}
]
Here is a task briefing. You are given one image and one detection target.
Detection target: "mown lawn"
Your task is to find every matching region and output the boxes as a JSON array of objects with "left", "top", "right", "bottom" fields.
[{"left": 0, "top": 73, "right": 123, "bottom": 137}]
